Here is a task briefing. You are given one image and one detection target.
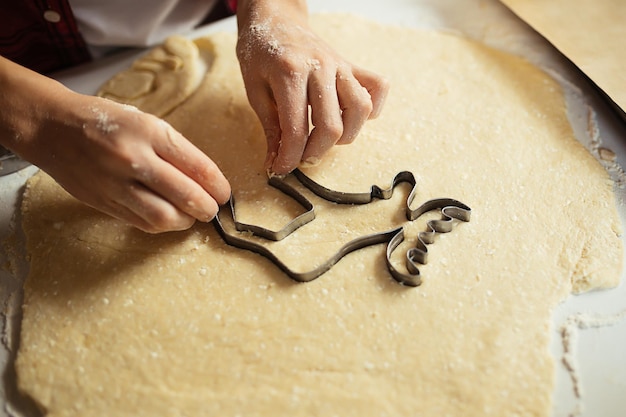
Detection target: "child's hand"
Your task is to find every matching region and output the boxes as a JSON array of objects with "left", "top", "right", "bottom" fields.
[
  {"left": 235, "top": 0, "right": 389, "bottom": 175},
  {"left": 4, "top": 73, "right": 231, "bottom": 233}
]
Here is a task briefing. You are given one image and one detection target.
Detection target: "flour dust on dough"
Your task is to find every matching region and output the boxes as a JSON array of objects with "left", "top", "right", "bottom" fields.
[{"left": 16, "top": 14, "right": 622, "bottom": 417}]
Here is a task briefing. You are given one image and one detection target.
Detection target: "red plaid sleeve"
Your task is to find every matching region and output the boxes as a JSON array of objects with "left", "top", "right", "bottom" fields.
[
  {"left": 226, "top": 0, "right": 237, "bottom": 12},
  {"left": 0, "top": 0, "right": 91, "bottom": 74}
]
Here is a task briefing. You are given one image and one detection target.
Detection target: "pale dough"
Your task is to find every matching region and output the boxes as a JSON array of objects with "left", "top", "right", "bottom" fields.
[
  {"left": 500, "top": 0, "right": 626, "bottom": 113},
  {"left": 96, "top": 35, "right": 211, "bottom": 117},
  {"left": 16, "top": 15, "right": 623, "bottom": 417}
]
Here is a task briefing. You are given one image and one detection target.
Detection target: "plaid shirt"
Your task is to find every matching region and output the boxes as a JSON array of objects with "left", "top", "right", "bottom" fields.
[
  {"left": 0, "top": 0, "right": 237, "bottom": 75},
  {"left": 0, "top": 0, "right": 90, "bottom": 74}
]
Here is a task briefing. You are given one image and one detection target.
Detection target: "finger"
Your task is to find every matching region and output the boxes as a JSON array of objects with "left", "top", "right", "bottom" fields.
[
  {"left": 301, "top": 66, "right": 343, "bottom": 164},
  {"left": 71, "top": 183, "right": 160, "bottom": 233},
  {"left": 245, "top": 84, "right": 282, "bottom": 171},
  {"left": 352, "top": 66, "right": 390, "bottom": 120},
  {"left": 335, "top": 69, "right": 373, "bottom": 145},
  {"left": 153, "top": 121, "right": 231, "bottom": 205},
  {"left": 136, "top": 154, "right": 221, "bottom": 223},
  {"left": 102, "top": 199, "right": 163, "bottom": 234},
  {"left": 113, "top": 181, "right": 196, "bottom": 233},
  {"left": 270, "top": 74, "right": 309, "bottom": 175}
]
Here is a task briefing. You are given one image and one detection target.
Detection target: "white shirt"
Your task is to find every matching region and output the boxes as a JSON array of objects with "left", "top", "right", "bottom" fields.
[{"left": 70, "top": 0, "right": 217, "bottom": 55}]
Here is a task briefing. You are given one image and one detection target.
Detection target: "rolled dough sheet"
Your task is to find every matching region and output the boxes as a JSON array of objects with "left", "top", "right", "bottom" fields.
[
  {"left": 96, "top": 36, "right": 208, "bottom": 118},
  {"left": 499, "top": 0, "right": 626, "bottom": 114},
  {"left": 15, "top": 14, "right": 623, "bottom": 417}
]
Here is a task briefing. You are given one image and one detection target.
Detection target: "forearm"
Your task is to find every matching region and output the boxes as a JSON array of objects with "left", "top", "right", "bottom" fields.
[{"left": 0, "top": 56, "right": 73, "bottom": 162}]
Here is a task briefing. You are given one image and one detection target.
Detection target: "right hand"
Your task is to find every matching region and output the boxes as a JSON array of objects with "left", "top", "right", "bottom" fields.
[{"left": 235, "top": 0, "right": 389, "bottom": 175}]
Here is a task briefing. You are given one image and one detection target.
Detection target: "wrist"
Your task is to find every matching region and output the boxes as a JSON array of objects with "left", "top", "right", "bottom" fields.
[
  {"left": 0, "top": 56, "right": 75, "bottom": 162},
  {"left": 236, "top": 0, "right": 308, "bottom": 28}
]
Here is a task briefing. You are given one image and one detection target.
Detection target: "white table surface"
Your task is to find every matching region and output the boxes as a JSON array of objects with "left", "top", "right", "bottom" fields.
[{"left": 1, "top": 1, "right": 625, "bottom": 416}]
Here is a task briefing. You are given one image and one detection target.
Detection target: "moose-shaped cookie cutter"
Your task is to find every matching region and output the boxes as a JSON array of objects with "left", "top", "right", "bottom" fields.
[{"left": 213, "top": 169, "right": 471, "bottom": 287}]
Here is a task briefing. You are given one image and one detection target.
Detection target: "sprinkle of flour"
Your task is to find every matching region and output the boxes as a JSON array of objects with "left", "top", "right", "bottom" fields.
[
  {"left": 238, "top": 17, "right": 286, "bottom": 65},
  {"left": 560, "top": 310, "right": 626, "bottom": 414},
  {"left": 250, "top": 22, "right": 283, "bottom": 56},
  {"left": 306, "top": 58, "right": 321, "bottom": 71},
  {"left": 89, "top": 106, "right": 119, "bottom": 134}
]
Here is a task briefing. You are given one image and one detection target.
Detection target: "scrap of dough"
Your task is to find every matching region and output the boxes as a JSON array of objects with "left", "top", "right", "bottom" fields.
[
  {"left": 500, "top": 0, "right": 626, "bottom": 113},
  {"left": 16, "top": 14, "right": 622, "bottom": 417},
  {"left": 96, "top": 35, "right": 211, "bottom": 117}
]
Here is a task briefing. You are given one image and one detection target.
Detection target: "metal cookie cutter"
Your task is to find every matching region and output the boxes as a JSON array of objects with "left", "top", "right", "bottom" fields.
[
  {"left": 213, "top": 169, "right": 471, "bottom": 287},
  {"left": 228, "top": 175, "right": 315, "bottom": 241}
]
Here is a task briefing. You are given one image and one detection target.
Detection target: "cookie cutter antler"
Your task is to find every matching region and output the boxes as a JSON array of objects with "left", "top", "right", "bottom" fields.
[{"left": 213, "top": 169, "right": 471, "bottom": 287}]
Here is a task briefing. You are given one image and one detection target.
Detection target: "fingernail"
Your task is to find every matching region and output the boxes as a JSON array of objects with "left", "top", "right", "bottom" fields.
[
  {"left": 266, "top": 169, "right": 287, "bottom": 179},
  {"left": 300, "top": 156, "right": 321, "bottom": 168}
]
